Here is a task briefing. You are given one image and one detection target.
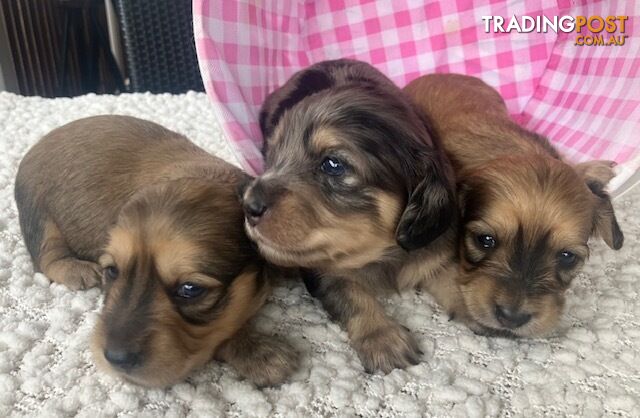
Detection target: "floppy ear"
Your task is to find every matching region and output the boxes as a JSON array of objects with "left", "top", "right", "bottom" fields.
[
  {"left": 396, "top": 160, "right": 456, "bottom": 251},
  {"left": 574, "top": 160, "right": 624, "bottom": 250}
]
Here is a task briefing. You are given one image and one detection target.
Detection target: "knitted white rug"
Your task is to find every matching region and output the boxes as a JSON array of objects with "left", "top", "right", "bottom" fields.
[{"left": 0, "top": 91, "right": 638, "bottom": 417}]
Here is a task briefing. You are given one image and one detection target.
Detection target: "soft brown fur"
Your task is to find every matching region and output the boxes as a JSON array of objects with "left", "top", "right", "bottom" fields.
[
  {"left": 404, "top": 74, "right": 624, "bottom": 337},
  {"left": 243, "top": 59, "right": 457, "bottom": 373},
  {"left": 15, "top": 115, "right": 297, "bottom": 387}
]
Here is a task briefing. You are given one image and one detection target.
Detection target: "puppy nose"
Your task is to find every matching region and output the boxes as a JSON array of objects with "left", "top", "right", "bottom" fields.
[
  {"left": 104, "top": 348, "right": 140, "bottom": 370},
  {"left": 494, "top": 304, "right": 532, "bottom": 329},
  {"left": 244, "top": 196, "right": 267, "bottom": 219},
  {"left": 243, "top": 183, "right": 269, "bottom": 225}
]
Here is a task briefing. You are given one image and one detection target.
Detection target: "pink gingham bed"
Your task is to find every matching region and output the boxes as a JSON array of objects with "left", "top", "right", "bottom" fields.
[{"left": 194, "top": 0, "right": 640, "bottom": 193}]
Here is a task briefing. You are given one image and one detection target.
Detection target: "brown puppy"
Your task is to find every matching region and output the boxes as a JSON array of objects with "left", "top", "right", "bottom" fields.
[
  {"left": 404, "top": 74, "right": 624, "bottom": 337},
  {"left": 14, "top": 115, "right": 297, "bottom": 387},
  {"left": 243, "top": 59, "right": 457, "bottom": 373}
]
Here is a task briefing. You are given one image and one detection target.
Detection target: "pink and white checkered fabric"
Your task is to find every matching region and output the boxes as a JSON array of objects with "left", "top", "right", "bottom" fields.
[{"left": 194, "top": 0, "right": 640, "bottom": 192}]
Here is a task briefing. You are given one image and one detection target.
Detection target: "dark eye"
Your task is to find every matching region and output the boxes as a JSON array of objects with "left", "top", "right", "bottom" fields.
[
  {"left": 558, "top": 251, "right": 577, "bottom": 268},
  {"left": 477, "top": 234, "right": 497, "bottom": 249},
  {"left": 320, "top": 156, "right": 346, "bottom": 176},
  {"left": 176, "top": 282, "right": 206, "bottom": 299},
  {"left": 103, "top": 265, "right": 119, "bottom": 281}
]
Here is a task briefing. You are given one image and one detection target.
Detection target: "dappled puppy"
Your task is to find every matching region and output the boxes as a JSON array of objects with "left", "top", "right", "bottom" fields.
[
  {"left": 405, "top": 74, "right": 624, "bottom": 338},
  {"left": 243, "top": 59, "right": 457, "bottom": 373},
  {"left": 14, "top": 115, "right": 297, "bottom": 387}
]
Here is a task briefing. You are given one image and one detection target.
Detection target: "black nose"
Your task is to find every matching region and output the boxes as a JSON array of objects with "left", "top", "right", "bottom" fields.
[
  {"left": 104, "top": 348, "right": 141, "bottom": 370},
  {"left": 243, "top": 183, "right": 269, "bottom": 225},
  {"left": 244, "top": 197, "right": 267, "bottom": 218},
  {"left": 495, "top": 304, "right": 532, "bottom": 329}
]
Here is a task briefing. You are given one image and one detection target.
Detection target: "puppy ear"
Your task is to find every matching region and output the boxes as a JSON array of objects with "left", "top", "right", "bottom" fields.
[
  {"left": 575, "top": 160, "right": 624, "bottom": 250},
  {"left": 396, "top": 160, "right": 456, "bottom": 251}
]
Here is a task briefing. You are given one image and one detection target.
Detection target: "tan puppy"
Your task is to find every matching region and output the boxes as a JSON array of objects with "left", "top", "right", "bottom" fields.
[
  {"left": 404, "top": 74, "right": 624, "bottom": 337},
  {"left": 14, "top": 115, "right": 297, "bottom": 387}
]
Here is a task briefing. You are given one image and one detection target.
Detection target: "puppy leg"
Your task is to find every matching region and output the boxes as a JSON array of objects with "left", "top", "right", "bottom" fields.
[
  {"left": 215, "top": 326, "right": 299, "bottom": 387},
  {"left": 420, "top": 265, "right": 500, "bottom": 336},
  {"left": 421, "top": 265, "right": 469, "bottom": 320},
  {"left": 38, "top": 220, "right": 102, "bottom": 290},
  {"left": 307, "top": 272, "right": 421, "bottom": 373},
  {"left": 426, "top": 280, "right": 513, "bottom": 338}
]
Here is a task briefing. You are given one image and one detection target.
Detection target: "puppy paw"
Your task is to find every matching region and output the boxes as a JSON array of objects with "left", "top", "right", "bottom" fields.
[
  {"left": 447, "top": 304, "right": 490, "bottom": 336},
  {"left": 238, "top": 337, "right": 299, "bottom": 387},
  {"left": 217, "top": 332, "right": 299, "bottom": 387},
  {"left": 67, "top": 260, "right": 102, "bottom": 290},
  {"left": 47, "top": 259, "right": 102, "bottom": 290},
  {"left": 353, "top": 324, "right": 422, "bottom": 374},
  {"left": 449, "top": 309, "right": 516, "bottom": 338}
]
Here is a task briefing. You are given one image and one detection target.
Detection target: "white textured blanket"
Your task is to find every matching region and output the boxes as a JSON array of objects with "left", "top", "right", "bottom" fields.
[{"left": 0, "top": 91, "right": 638, "bottom": 417}]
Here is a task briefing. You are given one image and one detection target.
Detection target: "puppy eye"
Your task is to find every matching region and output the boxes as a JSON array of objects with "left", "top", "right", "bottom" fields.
[
  {"left": 557, "top": 251, "right": 577, "bottom": 268},
  {"left": 320, "top": 156, "right": 346, "bottom": 176},
  {"left": 103, "top": 265, "right": 119, "bottom": 281},
  {"left": 176, "top": 282, "right": 206, "bottom": 299},
  {"left": 477, "top": 234, "right": 497, "bottom": 249}
]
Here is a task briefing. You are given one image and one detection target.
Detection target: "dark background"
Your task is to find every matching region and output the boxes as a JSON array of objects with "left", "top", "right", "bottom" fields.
[{"left": 0, "top": 0, "right": 204, "bottom": 97}]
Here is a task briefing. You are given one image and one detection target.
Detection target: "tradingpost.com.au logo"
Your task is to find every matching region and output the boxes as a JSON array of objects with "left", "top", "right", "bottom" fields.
[{"left": 482, "top": 15, "right": 628, "bottom": 46}]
